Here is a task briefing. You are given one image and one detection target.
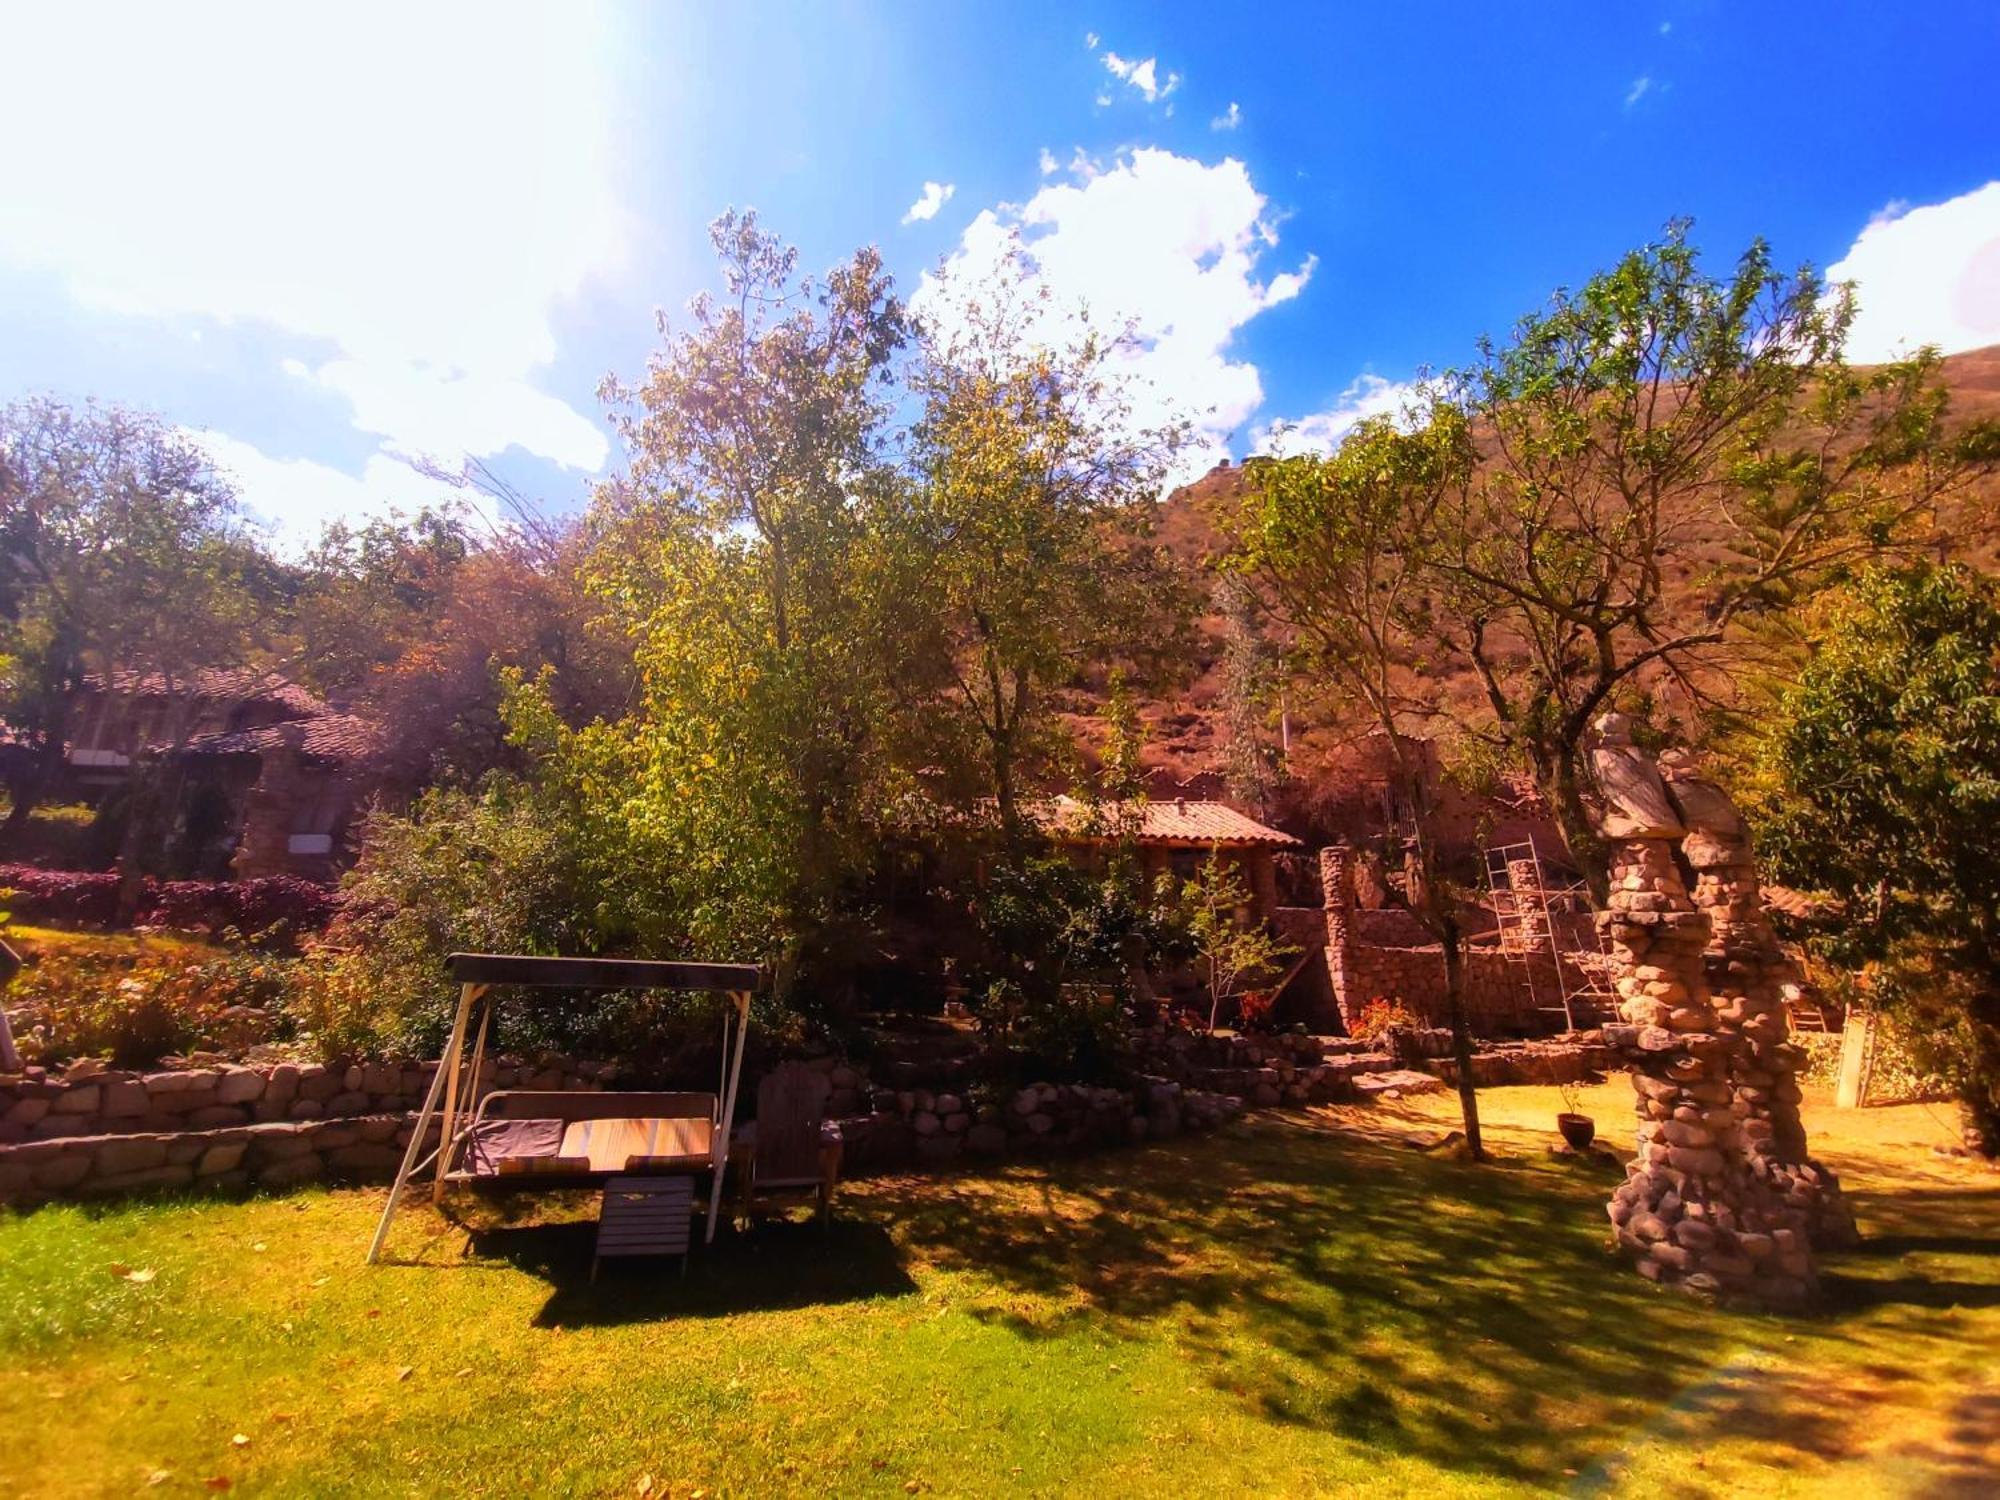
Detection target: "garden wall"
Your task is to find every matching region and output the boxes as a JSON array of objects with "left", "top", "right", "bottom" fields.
[
  {"left": 0, "top": 1056, "right": 616, "bottom": 1143},
  {"left": 0, "top": 1030, "right": 1443, "bottom": 1206}
]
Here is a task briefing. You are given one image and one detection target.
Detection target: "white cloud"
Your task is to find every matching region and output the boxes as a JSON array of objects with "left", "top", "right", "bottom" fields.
[
  {"left": 1828, "top": 182, "right": 2000, "bottom": 362},
  {"left": 902, "top": 181, "right": 957, "bottom": 225},
  {"left": 1085, "top": 31, "right": 1099, "bottom": 50},
  {"left": 0, "top": 3, "right": 622, "bottom": 487},
  {"left": 1102, "top": 51, "right": 1181, "bottom": 104},
  {"left": 916, "top": 148, "right": 1314, "bottom": 484},
  {"left": 1625, "top": 75, "right": 1653, "bottom": 109},
  {"left": 1252, "top": 375, "right": 1420, "bottom": 458},
  {"left": 186, "top": 429, "right": 443, "bottom": 551},
  {"left": 1212, "top": 102, "right": 1243, "bottom": 132},
  {"left": 1039, "top": 148, "right": 1061, "bottom": 176}
]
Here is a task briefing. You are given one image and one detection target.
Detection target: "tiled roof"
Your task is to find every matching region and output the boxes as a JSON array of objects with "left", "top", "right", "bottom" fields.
[
  {"left": 1026, "top": 796, "right": 1303, "bottom": 850},
  {"left": 88, "top": 668, "right": 326, "bottom": 719},
  {"left": 174, "top": 713, "right": 386, "bottom": 766}
]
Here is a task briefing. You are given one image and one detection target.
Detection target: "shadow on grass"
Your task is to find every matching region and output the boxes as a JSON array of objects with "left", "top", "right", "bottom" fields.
[
  {"left": 467, "top": 1215, "right": 918, "bottom": 1328},
  {"left": 855, "top": 1112, "right": 2000, "bottom": 1487}
]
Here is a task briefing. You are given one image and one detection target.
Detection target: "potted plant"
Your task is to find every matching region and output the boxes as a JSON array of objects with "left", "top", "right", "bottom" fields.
[{"left": 1556, "top": 1078, "right": 1596, "bottom": 1150}]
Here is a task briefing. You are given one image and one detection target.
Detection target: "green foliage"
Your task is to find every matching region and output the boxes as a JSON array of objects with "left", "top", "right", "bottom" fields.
[
  {"left": 1750, "top": 562, "right": 2000, "bottom": 1149},
  {"left": 1350, "top": 996, "right": 1421, "bottom": 1043},
  {"left": 887, "top": 261, "right": 1195, "bottom": 827},
  {"left": 7, "top": 943, "right": 290, "bottom": 1067},
  {"left": 1445, "top": 224, "right": 1989, "bottom": 886},
  {"left": 963, "top": 851, "right": 1186, "bottom": 1079},
  {"left": 1179, "top": 849, "right": 1294, "bottom": 1032}
]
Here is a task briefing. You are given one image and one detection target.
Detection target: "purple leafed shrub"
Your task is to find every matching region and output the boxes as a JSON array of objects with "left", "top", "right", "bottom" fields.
[
  {"left": 0, "top": 864, "right": 338, "bottom": 943},
  {"left": 0, "top": 865, "right": 124, "bottom": 927}
]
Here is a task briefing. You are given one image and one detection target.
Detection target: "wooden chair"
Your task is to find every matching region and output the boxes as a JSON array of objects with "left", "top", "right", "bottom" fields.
[{"left": 738, "top": 1063, "right": 840, "bottom": 1228}]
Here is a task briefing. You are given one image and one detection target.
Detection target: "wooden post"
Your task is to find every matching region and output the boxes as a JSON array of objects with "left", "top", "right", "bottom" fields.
[
  {"left": 706, "top": 990, "right": 752, "bottom": 1244},
  {"left": 432, "top": 985, "right": 487, "bottom": 1204},
  {"left": 1835, "top": 1008, "right": 1874, "bottom": 1110},
  {"left": 366, "top": 982, "right": 481, "bottom": 1263},
  {"left": 0, "top": 939, "right": 22, "bottom": 1074}
]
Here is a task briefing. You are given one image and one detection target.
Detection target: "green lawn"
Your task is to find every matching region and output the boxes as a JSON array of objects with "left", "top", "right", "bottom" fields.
[{"left": 1, "top": 1083, "right": 1994, "bottom": 1497}]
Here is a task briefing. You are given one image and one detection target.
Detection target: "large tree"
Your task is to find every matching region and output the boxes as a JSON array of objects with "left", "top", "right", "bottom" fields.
[
  {"left": 0, "top": 399, "right": 270, "bottom": 845},
  {"left": 1441, "top": 223, "right": 1994, "bottom": 892},
  {"left": 1749, "top": 562, "right": 2000, "bottom": 1156},
  {"left": 1232, "top": 404, "right": 1488, "bottom": 1157},
  {"left": 888, "top": 262, "right": 1194, "bottom": 835},
  {"left": 565, "top": 213, "right": 910, "bottom": 994}
]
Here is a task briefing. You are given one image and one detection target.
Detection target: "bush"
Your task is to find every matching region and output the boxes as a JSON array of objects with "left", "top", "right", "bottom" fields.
[
  {"left": 147, "top": 877, "right": 338, "bottom": 946},
  {"left": 0, "top": 865, "right": 338, "bottom": 945},
  {"left": 1351, "top": 996, "right": 1420, "bottom": 1043},
  {"left": 0, "top": 865, "right": 123, "bottom": 927},
  {"left": 6, "top": 944, "right": 295, "bottom": 1068}
]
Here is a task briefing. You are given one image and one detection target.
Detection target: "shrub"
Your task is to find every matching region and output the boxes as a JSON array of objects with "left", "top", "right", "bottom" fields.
[
  {"left": 1351, "top": 996, "right": 1420, "bottom": 1043},
  {"left": 0, "top": 865, "right": 337, "bottom": 945},
  {"left": 147, "top": 877, "right": 338, "bottom": 946},
  {"left": 7, "top": 944, "right": 295, "bottom": 1068},
  {"left": 0, "top": 865, "right": 124, "bottom": 927}
]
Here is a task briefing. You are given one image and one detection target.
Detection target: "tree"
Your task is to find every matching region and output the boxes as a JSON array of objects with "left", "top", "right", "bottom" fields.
[
  {"left": 573, "top": 212, "right": 910, "bottom": 999},
  {"left": 1181, "top": 849, "right": 1293, "bottom": 1033},
  {"left": 1215, "top": 570, "right": 1276, "bottom": 817},
  {"left": 888, "top": 257, "right": 1195, "bottom": 835},
  {"left": 1748, "top": 562, "right": 2000, "bottom": 1155},
  {"left": 1442, "top": 223, "right": 1995, "bottom": 895},
  {"left": 0, "top": 399, "right": 272, "bottom": 860},
  {"left": 1231, "top": 403, "right": 1488, "bottom": 1156}
]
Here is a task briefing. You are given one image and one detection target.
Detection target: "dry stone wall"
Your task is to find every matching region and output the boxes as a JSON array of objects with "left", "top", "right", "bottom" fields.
[{"left": 0, "top": 1056, "right": 615, "bottom": 1144}]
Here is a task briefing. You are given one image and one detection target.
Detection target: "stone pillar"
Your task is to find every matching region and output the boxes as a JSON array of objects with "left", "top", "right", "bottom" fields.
[
  {"left": 1661, "top": 752, "right": 1858, "bottom": 1250},
  {"left": 1593, "top": 715, "right": 1816, "bottom": 1307},
  {"left": 1319, "top": 845, "right": 1356, "bottom": 1027},
  {"left": 231, "top": 726, "right": 304, "bottom": 881}
]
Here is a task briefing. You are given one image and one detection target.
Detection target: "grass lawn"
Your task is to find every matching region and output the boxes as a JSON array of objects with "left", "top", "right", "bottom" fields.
[{"left": 1, "top": 1082, "right": 1994, "bottom": 1497}]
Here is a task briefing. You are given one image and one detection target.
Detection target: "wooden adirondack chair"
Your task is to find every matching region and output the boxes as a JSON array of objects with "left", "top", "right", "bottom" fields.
[{"left": 739, "top": 1062, "right": 839, "bottom": 1227}]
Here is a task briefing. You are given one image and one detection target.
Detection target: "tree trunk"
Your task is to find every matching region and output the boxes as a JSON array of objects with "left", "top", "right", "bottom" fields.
[
  {"left": 1441, "top": 916, "right": 1485, "bottom": 1161},
  {"left": 1548, "top": 745, "right": 1610, "bottom": 905}
]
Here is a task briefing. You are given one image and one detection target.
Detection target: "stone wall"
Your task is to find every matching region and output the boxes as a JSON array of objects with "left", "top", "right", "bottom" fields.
[
  {"left": 1310, "top": 846, "right": 1582, "bottom": 1036},
  {"left": 0, "top": 1055, "right": 616, "bottom": 1144},
  {"left": 0, "top": 1113, "right": 441, "bottom": 1204},
  {"left": 0, "top": 1027, "right": 1463, "bottom": 1207}
]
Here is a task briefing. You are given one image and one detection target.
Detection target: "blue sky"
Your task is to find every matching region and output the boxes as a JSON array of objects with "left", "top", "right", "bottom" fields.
[{"left": 2, "top": 2, "right": 1996, "bottom": 546}]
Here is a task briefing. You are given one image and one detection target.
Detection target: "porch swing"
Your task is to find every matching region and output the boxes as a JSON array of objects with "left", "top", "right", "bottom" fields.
[{"left": 364, "top": 952, "right": 768, "bottom": 1268}]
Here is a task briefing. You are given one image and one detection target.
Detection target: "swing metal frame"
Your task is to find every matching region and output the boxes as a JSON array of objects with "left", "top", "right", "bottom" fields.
[{"left": 364, "top": 951, "right": 767, "bottom": 1264}]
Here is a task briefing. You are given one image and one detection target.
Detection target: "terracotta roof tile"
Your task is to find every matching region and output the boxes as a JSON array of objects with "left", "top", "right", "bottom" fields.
[
  {"left": 1026, "top": 796, "right": 1302, "bottom": 849},
  {"left": 174, "top": 713, "right": 386, "bottom": 766}
]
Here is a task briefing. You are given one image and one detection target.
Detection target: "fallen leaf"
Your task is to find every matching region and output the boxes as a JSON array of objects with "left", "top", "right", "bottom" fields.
[
  {"left": 205, "top": 1478, "right": 232, "bottom": 1493},
  {"left": 396, "top": 1366, "right": 414, "bottom": 1382},
  {"left": 231, "top": 1434, "right": 251, "bottom": 1448},
  {"left": 124, "top": 1268, "right": 157, "bottom": 1285},
  {"left": 454, "top": 1367, "right": 472, "bottom": 1379},
  {"left": 250, "top": 1243, "right": 266, "bottom": 1253},
  {"left": 635, "top": 1476, "right": 654, "bottom": 1497},
  {"left": 109, "top": 1262, "right": 131, "bottom": 1278},
  {"left": 310, "top": 1277, "right": 329, "bottom": 1288},
  {"left": 270, "top": 1413, "right": 294, "bottom": 1424},
  {"left": 146, "top": 1471, "right": 172, "bottom": 1487}
]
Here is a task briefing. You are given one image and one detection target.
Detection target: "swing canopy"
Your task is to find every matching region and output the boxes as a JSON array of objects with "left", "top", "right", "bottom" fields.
[{"left": 364, "top": 951, "right": 769, "bottom": 1264}]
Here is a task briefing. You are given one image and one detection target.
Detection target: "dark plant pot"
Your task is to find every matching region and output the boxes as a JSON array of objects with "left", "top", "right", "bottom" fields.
[{"left": 1557, "top": 1112, "right": 1596, "bottom": 1150}]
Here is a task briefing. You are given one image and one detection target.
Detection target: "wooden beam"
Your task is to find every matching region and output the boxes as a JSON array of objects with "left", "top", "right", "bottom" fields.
[{"left": 444, "top": 952, "right": 767, "bottom": 993}]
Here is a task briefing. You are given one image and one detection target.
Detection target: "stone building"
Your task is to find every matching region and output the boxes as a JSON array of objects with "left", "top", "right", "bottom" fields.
[{"left": 171, "top": 712, "right": 390, "bottom": 880}]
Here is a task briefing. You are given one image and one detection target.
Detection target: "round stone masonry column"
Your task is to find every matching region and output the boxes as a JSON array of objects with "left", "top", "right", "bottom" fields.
[
  {"left": 1660, "top": 751, "right": 1858, "bottom": 1252},
  {"left": 1592, "top": 715, "right": 1817, "bottom": 1308}
]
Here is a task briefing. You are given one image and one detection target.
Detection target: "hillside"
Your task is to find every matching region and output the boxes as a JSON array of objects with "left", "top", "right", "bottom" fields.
[{"left": 1069, "top": 344, "right": 2000, "bottom": 847}]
